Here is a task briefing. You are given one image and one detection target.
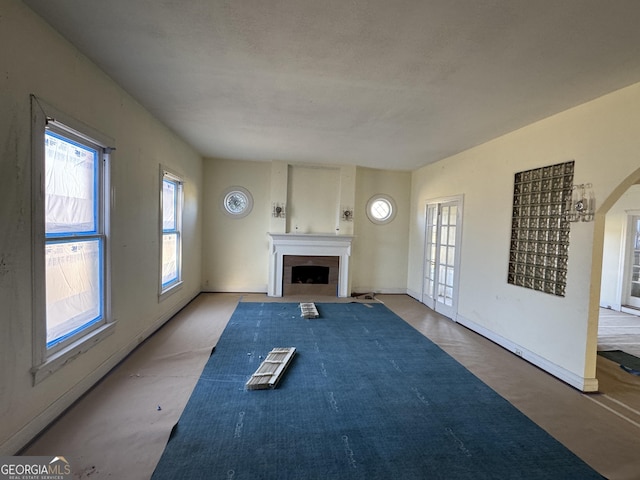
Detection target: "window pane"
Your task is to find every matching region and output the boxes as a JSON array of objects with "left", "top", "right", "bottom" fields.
[
  {"left": 426, "top": 243, "right": 434, "bottom": 263},
  {"left": 439, "top": 264, "right": 446, "bottom": 283},
  {"left": 428, "top": 261, "right": 435, "bottom": 280},
  {"left": 441, "top": 206, "right": 449, "bottom": 225},
  {"left": 447, "top": 226, "right": 457, "bottom": 246},
  {"left": 448, "top": 206, "right": 457, "bottom": 226},
  {"left": 46, "top": 239, "right": 102, "bottom": 347},
  {"left": 446, "top": 246, "right": 455, "bottom": 265},
  {"left": 425, "top": 279, "right": 433, "bottom": 296},
  {"left": 446, "top": 266, "right": 455, "bottom": 287},
  {"left": 371, "top": 199, "right": 391, "bottom": 220},
  {"left": 429, "top": 207, "right": 438, "bottom": 224},
  {"left": 163, "top": 179, "right": 177, "bottom": 231},
  {"left": 162, "top": 233, "right": 179, "bottom": 286},
  {"left": 444, "top": 287, "right": 453, "bottom": 305},
  {"left": 45, "top": 131, "right": 97, "bottom": 235},
  {"left": 440, "top": 225, "right": 448, "bottom": 245}
]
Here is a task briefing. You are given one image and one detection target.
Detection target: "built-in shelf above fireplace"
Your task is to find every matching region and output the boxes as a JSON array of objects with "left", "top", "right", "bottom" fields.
[{"left": 268, "top": 233, "right": 354, "bottom": 297}]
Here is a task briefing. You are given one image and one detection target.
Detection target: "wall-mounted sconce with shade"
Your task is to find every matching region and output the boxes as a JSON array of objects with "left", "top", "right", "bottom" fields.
[{"left": 565, "top": 183, "right": 595, "bottom": 222}]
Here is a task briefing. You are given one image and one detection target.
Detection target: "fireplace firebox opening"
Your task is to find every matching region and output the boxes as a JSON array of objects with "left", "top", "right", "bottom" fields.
[{"left": 292, "top": 265, "right": 330, "bottom": 284}]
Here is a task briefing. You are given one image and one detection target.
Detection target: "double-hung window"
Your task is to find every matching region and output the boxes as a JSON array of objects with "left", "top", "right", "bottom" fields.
[
  {"left": 160, "top": 168, "right": 183, "bottom": 297},
  {"left": 31, "top": 97, "right": 113, "bottom": 383}
]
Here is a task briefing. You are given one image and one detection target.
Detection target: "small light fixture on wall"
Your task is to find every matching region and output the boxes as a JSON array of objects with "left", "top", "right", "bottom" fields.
[
  {"left": 272, "top": 202, "right": 286, "bottom": 218},
  {"left": 565, "top": 183, "right": 595, "bottom": 222},
  {"left": 341, "top": 207, "right": 354, "bottom": 222}
]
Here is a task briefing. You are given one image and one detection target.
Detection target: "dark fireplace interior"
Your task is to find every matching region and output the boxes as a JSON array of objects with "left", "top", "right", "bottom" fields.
[{"left": 292, "top": 265, "right": 330, "bottom": 284}]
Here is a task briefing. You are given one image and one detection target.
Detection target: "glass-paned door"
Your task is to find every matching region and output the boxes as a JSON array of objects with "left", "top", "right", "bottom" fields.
[
  {"left": 624, "top": 215, "right": 640, "bottom": 309},
  {"left": 423, "top": 199, "right": 462, "bottom": 320}
]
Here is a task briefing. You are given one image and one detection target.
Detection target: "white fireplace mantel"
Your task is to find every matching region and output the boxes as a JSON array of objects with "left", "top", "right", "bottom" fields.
[{"left": 268, "top": 233, "right": 354, "bottom": 297}]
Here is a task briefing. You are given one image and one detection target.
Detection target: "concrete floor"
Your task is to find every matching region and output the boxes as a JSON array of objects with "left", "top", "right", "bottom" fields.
[{"left": 23, "top": 293, "right": 640, "bottom": 479}]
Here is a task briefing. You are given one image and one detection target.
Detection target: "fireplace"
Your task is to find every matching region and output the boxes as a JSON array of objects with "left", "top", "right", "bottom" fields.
[
  {"left": 268, "top": 234, "right": 354, "bottom": 297},
  {"left": 283, "top": 255, "right": 339, "bottom": 296}
]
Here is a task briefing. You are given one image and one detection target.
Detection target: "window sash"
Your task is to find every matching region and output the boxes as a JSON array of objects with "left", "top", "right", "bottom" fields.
[
  {"left": 161, "top": 232, "right": 180, "bottom": 287},
  {"left": 43, "top": 126, "right": 107, "bottom": 355},
  {"left": 44, "top": 130, "right": 99, "bottom": 236},
  {"left": 160, "top": 170, "right": 183, "bottom": 295},
  {"left": 162, "top": 178, "right": 178, "bottom": 232},
  {"left": 45, "top": 236, "right": 104, "bottom": 349}
]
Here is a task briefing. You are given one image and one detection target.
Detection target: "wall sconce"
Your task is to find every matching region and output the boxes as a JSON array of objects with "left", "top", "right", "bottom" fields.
[
  {"left": 565, "top": 183, "right": 595, "bottom": 222},
  {"left": 272, "top": 203, "right": 286, "bottom": 218},
  {"left": 341, "top": 207, "right": 354, "bottom": 222}
]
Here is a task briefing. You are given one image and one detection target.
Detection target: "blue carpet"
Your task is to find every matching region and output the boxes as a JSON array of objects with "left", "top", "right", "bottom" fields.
[{"left": 152, "top": 302, "right": 603, "bottom": 480}]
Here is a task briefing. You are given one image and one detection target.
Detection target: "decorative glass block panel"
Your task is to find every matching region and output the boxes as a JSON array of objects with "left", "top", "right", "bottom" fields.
[{"left": 508, "top": 161, "right": 574, "bottom": 296}]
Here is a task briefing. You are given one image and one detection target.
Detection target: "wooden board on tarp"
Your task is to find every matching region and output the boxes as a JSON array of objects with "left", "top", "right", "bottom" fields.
[
  {"left": 246, "top": 347, "right": 297, "bottom": 390},
  {"left": 299, "top": 302, "right": 319, "bottom": 319}
]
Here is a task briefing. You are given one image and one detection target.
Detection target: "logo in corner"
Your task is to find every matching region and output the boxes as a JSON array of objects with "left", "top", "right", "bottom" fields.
[{"left": 0, "top": 455, "right": 72, "bottom": 479}]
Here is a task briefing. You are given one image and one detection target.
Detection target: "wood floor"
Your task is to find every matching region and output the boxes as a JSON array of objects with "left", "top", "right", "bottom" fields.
[
  {"left": 22, "top": 294, "right": 640, "bottom": 479},
  {"left": 598, "top": 307, "right": 640, "bottom": 358}
]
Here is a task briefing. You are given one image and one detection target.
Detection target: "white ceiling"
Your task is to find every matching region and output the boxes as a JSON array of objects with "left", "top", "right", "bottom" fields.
[{"left": 23, "top": 0, "right": 640, "bottom": 171}]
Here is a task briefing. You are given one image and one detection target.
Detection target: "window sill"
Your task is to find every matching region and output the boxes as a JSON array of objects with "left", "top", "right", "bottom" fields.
[
  {"left": 31, "top": 321, "right": 116, "bottom": 385},
  {"left": 159, "top": 280, "right": 183, "bottom": 302}
]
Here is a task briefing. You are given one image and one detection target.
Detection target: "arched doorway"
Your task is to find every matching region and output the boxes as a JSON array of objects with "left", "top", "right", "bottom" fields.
[{"left": 587, "top": 167, "right": 640, "bottom": 381}]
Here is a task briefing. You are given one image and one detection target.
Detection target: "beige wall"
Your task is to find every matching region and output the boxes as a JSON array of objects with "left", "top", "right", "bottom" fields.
[
  {"left": 409, "top": 81, "right": 640, "bottom": 391},
  {"left": 600, "top": 185, "right": 640, "bottom": 309},
  {"left": 202, "top": 158, "right": 271, "bottom": 293},
  {"left": 352, "top": 167, "right": 411, "bottom": 293},
  {"left": 201, "top": 161, "right": 408, "bottom": 295},
  {"left": 287, "top": 165, "right": 340, "bottom": 234},
  {"left": 1, "top": 0, "right": 203, "bottom": 453}
]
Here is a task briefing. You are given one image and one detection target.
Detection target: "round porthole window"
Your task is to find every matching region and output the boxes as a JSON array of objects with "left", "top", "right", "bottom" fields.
[
  {"left": 366, "top": 194, "right": 397, "bottom": 225},
  {"left": 222, "top": 186, "right": 253, "bottom": 218}
]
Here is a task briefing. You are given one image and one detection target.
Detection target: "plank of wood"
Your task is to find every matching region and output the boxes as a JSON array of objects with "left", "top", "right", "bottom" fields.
[
  {"left": 299, "top": 302, "right": 319, "bottom": 319},
  {"left": 246, "top": 347, "right": 296, "bottom": 390}
]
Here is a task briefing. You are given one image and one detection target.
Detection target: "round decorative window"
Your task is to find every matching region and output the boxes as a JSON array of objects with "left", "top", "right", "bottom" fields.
[
  {"left": 222, "top": 186, "right": 253, "bottom": 218},
  {"left": 366, "top": 194, "right": 397, "bottom": 225}
]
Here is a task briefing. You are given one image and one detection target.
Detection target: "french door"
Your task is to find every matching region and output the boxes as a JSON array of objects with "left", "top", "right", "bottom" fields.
[
  {"left": 423, "top": 198, "right": 462, "bottom": 320},
  {"left": 623, "top": 215, "right": 640, "bottom": 310}
]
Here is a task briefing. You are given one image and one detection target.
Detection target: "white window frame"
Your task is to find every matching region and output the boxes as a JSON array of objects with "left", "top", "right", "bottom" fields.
[
  {"left": 31, "top": 96, "right": 115, "bottom": 385},
  {"left": 159, "top": 166, "right": 184, "bottom": 299},
  {"left": 366, "top": 194, "right": 398, "bottom": 225},
  {"left": 221, "top": 185, "right": 253, "bottom": 218}
]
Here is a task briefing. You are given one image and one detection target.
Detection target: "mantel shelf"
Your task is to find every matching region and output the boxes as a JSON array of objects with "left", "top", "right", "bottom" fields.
[{"left": 269, "top": 233, "right": 355, "bottom": 240}]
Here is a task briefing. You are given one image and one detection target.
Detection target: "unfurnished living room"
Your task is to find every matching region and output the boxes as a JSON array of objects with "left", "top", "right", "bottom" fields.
[{"left": 2, "top": 0, "right": 640, "bottom": 479}]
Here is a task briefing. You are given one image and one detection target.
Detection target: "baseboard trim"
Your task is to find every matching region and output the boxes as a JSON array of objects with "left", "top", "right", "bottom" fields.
[
  {"left": 621, "top": 305, "right": 640, "bottom": 316},
  {"left": 3, "top": 289, "right": 200, "bottom": 455},
  {"left": 204, "top": 285, "right": 267, "bottom": 294},
  {"left": 456, "top": 314, "right": 598, "bottom": 392},
  {"left": 203, "top": 286, "right": 410, "bottom": 296},
  {"left": 406, "top": 289, "right": 421, "bottom": 301},
  {"left": 352, "top": 287, "right": 407, "bottom": 295}
]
